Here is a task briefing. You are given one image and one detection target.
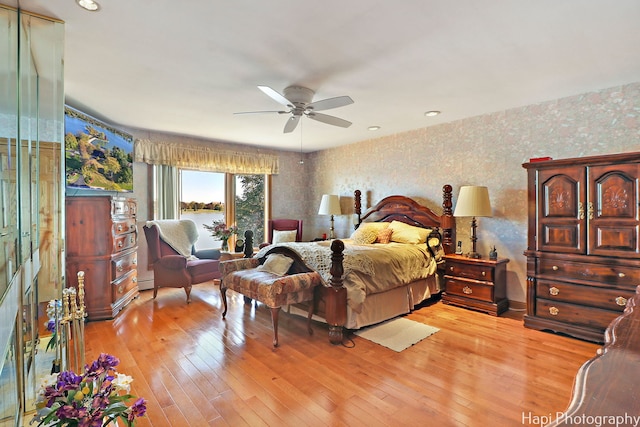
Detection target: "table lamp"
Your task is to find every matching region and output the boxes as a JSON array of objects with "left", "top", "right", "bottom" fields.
[
  {"left": 318, "top": 194, "right": 341, "bottom": 239},
  {"left": 453, "top": 186, "right": 492, "bottom": 258}
]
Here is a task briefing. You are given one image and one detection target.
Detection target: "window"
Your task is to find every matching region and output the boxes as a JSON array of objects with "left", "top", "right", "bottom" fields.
[{"left": 178, "top": 170, "right": 266, "bottom": 250}]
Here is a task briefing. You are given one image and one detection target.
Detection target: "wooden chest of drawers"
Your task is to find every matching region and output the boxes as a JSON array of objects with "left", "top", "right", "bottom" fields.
[
  {"left": 442, "top": 254, "right": 509, "bottom": 316},
  {"left": 66, "top": 196, "right": 139, "bottom": 320}
]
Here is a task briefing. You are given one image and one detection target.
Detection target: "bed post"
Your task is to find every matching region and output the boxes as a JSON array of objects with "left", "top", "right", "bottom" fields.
[
  {"left": 325, "top": 239, "right": 346, "bottom": 345},
  {"left": 354, "top": 189, "right": 362, "bottom": 229},
  {"left": 440, "top": 184, "right": 455, "bottom": 253}
]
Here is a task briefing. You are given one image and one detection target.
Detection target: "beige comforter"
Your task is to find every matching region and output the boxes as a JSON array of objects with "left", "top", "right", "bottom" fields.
[{"left": 255, "top": 240, "right": 439, "bottom": 313}]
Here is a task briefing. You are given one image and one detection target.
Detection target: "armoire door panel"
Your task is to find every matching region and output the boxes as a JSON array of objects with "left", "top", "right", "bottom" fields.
[
  {"left": 538, "top": 167, "right": 586, "bottom": 253},
  {"left": 589, "top": 163, "right": 640, "bottom": 257}
]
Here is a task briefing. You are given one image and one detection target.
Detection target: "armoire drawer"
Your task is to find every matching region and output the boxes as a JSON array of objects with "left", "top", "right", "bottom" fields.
[
  {"left": 535, "top": 298, "right": 621, "bottom": 331},
  {"left": 538, "top": 258, "right": 640, "bottom": 287},
  {"left": 112, "top": 271, "right": 137, "bottom": 302},
  {"left": 113, "top": 218, "right": 136, "bottom": 236},
  {"left": 536, "top": 280, "right": 631, "bottom": 312},
  {"left": 445, "top": 262, "right": 494, "bottom": 282},
  {"left": 444, "top": 278, "right": 494, "bottom": 302},
  {"left": 113, "top": 232, "right": 137, "bottom": 253},
  {"left": 112, "top": 250, "right": 137, "bottom": 280}
]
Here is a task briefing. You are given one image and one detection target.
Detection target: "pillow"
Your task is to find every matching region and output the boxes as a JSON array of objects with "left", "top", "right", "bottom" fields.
[
  {"left": 350, "top": 226, "right": 378, "bottom": 245},
  {"left": 388, "top": 220, "right": 430, "bottom": 244},
  {"left": 272, "top": 229, "right": 297, "bottom": 244},
  {"left": 376, "top": 227, "right": 393, "bottom": 244},
  {"left": 258, "top": 253, "right": 294, "bottom": 276}
]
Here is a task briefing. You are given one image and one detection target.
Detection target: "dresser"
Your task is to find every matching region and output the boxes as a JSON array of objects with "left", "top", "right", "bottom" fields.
[
  {"left": 442, "top": 254, "right": 509, "bottom": 316},
  {"left": 66, "top": 196, "right": 139, "bottom": 320},
  {"left": 522, "top": 152, "right": 640, "bottom": 343}
]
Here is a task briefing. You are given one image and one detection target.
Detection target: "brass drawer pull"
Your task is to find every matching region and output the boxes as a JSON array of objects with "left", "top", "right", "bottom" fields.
[
  {"left": 118, "top": 241, "right": 123, "bottom": 248},
  {"left": 117, "top": 224, "right": 123, "bottom": 232},
  {"left": 549, "top": 287, "right": 559, "bottom": 296},
  {"left": 615, "top": 296, "right": 627, "bottom": 306},
  {"left": 118, "top": 285, "right": 124, "bottom": 294},
  {"left": 117, "top": 265, "right": 123, "bottom": 272},
  {"left": 618, "top": 272, "right": 626, "bottom": 278},
  {"left": 133, "top": 258, "right": 137, "bottom": 265},
  {"left": 549, "top": 306, "right": 559, "bottom": 316},
  {"left": 132, "top": 277, "right": 137, "bottom": 283},
  {"left": 449, "top": 266, "right": 454, "bottom": 272},
  {"left": 462, "top": 286, "right": 473, "bottom": 295},
  {"left": 552, "top": 265, "right": 559, "bottom": 271},
  {"left": 481, "top": 271, "right": 486, "bottom": 277}
]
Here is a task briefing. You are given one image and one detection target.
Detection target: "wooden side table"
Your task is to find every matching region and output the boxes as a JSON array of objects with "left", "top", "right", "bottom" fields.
[{"left": 442, "top": 254, "right": 509, "bottom": 316}]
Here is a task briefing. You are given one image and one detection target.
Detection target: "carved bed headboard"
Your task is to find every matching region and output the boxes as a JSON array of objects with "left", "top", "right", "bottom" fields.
[{"left": 353, "top": 185, "right": 455, "bottom": 253}]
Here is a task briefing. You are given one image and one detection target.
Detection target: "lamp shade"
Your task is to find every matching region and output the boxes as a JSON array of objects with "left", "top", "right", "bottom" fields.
[
  {"left": 318, "top": 194, "right": 341, "bottom": 215},
  {"left": 453, "top": 186, "right": 492, "bottom": 217}
]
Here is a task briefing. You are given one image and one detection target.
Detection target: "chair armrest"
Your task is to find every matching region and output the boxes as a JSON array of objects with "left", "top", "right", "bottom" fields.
[
  {"left": 157, "top": 255, "right": 188, "bottom": 270},
  {"left": 219, "top": 258, "right": 260, "bottom": 276},
  {"left": 259, "top": 242, "right": 270, "bottom": 249},
  {"left": 194, "top": 248, "right": 221, "bottom": 260}
]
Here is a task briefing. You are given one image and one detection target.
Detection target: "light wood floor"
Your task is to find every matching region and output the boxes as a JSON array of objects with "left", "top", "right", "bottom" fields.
[{"left": 84, "top": 282, "right": 600, "bottom": 427}]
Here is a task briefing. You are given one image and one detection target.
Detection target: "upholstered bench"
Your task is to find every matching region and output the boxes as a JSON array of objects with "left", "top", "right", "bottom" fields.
[{"left": 220, "top": 256, "right": 322, "bottom": 347}]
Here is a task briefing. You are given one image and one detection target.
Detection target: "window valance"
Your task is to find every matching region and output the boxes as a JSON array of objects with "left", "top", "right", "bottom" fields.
[{"left": 134, "top": 138, "right": 279, "bottom": 174}]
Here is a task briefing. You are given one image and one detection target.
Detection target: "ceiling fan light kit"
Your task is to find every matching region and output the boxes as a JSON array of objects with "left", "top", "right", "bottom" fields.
[{"left": 237, "top": 85, "right": 354, "bottom": 133}]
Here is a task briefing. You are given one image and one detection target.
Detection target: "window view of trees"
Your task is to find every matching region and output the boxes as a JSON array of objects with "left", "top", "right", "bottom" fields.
[{"left": 235, "top": 174, "right": 265, "bottom": 245}]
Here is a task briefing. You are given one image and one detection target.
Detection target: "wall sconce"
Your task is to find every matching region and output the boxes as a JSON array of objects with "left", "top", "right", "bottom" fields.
[
  {"left": 453, "top": 186, "right": 492, "bottom": 258},
  {"left": 318, "top": 194, "right": 341, "bottom": 239}
]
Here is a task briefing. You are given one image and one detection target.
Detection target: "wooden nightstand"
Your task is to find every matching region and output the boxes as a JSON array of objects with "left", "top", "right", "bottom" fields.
[{"left": 442, "top": 254, "right": 509, "bottom": 316}]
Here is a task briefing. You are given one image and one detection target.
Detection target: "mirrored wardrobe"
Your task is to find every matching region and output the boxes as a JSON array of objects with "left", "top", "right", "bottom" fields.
[{"left": 0, "top": 5, "right": 65, "bottom": 426}]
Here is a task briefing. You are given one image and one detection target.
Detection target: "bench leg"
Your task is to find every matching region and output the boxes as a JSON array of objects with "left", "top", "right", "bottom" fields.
[
  {"left": 270, "top": 307, "right": 280, "bottom": 347},
  {"left": 307, "top": 301, "right": 314, "bottom": 336},
  {"left": 221, "top": 287, "right": 228, "bottom": 318}
]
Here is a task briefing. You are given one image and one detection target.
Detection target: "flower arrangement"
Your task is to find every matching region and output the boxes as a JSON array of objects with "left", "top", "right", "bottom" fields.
[
  {"left": 44, "top": 299, "right": 63, "bottom": 352},
  {"left": 33, "top": 353, "right": 146, "bottom": 427},
  {"left": 203, "top": 219, "right": 238, "bottom": 250}
]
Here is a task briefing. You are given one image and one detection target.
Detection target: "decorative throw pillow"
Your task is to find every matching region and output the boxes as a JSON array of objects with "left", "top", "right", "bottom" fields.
[
  {"left": 258, "top": 253, "right": 294, "bottom": 276},
  {"left": 272, "top": 229, "right": 297, "bottom": 244},
  {"left": 376, "top": 228, "right": 393, "bottom": 244},
  {"left": 388, "top": 220, "right": 430, "bottom": 244},
  {"left": 350, "top": 226, "right": 378, "bottom": 244}
]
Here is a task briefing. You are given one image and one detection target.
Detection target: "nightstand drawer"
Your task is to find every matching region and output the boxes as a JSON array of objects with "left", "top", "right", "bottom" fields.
[
  {"left": 535, "top": 298, "right": 620, "bottom": 331},
  {"left": 445, "top": 278, "right": 494, "bottom": 302},
  {"left": 445, "top": 262, "right": 494, "bottom": 282},
  {"left": 537, "top": 280, "right": 631, "bottom": 312},
  {"left": 112, "top": 250, "right": 137, "bottom": 280},
  {"left": 538, "top": 258, "right": 640, "bottom": 287}
]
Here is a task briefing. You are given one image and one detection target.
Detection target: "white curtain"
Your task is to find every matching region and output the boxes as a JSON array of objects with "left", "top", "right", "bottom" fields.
[
  {"left": 134, "top": 138, "right": 279, "bottom": 174},
  {"left": 154, "top": 165, "right": 178, "bottom": 219}
]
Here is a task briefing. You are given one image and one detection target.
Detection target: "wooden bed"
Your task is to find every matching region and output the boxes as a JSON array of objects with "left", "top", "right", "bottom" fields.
[{"left": 257, "top": 185, "right": 455, "bottom": 344}]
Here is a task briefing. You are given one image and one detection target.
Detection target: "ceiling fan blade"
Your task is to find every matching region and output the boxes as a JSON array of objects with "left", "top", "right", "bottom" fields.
[
  {"left": 283, "top": 115, "right": 300, "bottom": 133},
  {"left": 307, "top": 112, "right": 352, "bottom": 128},
  {"left": 307, "top": 95, "right": 354, "bottom": 111},
  {"left": 258, "top": 85, "right": 293, "bottom": 107},
  {"left": 234, "top": 110, "right": 288, "bottom": 115}
]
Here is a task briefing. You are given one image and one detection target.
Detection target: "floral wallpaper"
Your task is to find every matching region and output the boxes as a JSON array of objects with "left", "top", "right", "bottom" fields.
[{"left": 274, "top": 82, "right": 640, "bottom": 303}]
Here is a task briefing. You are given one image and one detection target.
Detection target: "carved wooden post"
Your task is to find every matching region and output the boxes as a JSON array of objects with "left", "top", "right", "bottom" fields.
[
  {"left": 325, "top": 239, "right": 346, "bottom": 344},
  {"left": 354, "top": 189, "right": 362, "bottom": 229},
  {"left": 440, "top": 184, "right": 455, "bottom": 253}
]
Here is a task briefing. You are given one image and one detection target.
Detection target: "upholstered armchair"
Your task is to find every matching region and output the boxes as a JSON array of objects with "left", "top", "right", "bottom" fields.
[
  {"left": 143, "top": 219, "right": 222, "bottom": 302},
  {"left": 260, "top": 219, "right": 303, "bottom": 248}
]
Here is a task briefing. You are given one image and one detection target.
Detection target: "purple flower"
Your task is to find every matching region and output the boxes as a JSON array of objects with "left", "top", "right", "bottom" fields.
[
  {"left": 128, "top": 397, "right": 147, "bottom": 421},
  {"left": 86, "top": 353, "right": 119, "bottom": 379},
  {"left": 46, "top": 320, "right": 56, "bottom": 333},
  {"left": 57, "top": 371, "right": 82, "bottom": 391}
]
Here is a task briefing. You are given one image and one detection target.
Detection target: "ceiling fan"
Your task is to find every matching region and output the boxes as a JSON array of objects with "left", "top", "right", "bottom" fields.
[{"left": 235, "top": 85, "right": 354, "bottom": 133}]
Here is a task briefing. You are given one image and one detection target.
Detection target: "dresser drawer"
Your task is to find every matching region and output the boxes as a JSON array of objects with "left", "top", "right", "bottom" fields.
[
  {"left": 537, "top": 280, "right": 631, "bottom": 312},
  {"left": 111, "top": 198, "right": 136, "bottom": 218},
  {"left": 112, "top": 251, "right": 137, "bottom": 280},
  {"left": 535, "top": 298, "right": 620, "bottom": 331},
  {"left": 445, "top": 277, "right": 494, "bottom": 302},
  {"left": 112, "top": 270, "right": 137, "bottom": 302},
  {"left": 113, "top": 232, "right": 137, "bottom": 253},
  {"left": 113, "top": 218, "right": 136, "bottom": 236},
  {"left": 446, "top": 261, "right": 494, "bottom": 282},
  {"left": 538, "top": 258, "right": 640, "bottom": 287}
]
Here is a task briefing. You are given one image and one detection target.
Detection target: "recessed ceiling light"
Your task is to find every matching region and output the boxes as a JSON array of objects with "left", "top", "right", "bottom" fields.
[
  {"left": 76, "top": 0, "right": 100, "bottom": 11},
  {"left": 368, "top": 126, "right": 381, "bottom": 131},
  {"left": 424, "top": 111, "right": 441, "bottom": 117}
]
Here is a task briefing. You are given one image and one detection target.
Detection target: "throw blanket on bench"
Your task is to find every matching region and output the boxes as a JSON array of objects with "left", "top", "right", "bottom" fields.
[{"left": 146, "top": 220, "right": 198, "bottom": 259}]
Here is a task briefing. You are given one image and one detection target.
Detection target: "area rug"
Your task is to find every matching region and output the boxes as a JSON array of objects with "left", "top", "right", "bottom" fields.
[{"left": 354, "top": 317, "right": 440, "bottom": 352}]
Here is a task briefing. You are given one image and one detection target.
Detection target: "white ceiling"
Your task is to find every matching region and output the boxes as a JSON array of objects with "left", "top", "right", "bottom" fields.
[{"left": 10, "top": 0, "right": 640, "bottom": 152}]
